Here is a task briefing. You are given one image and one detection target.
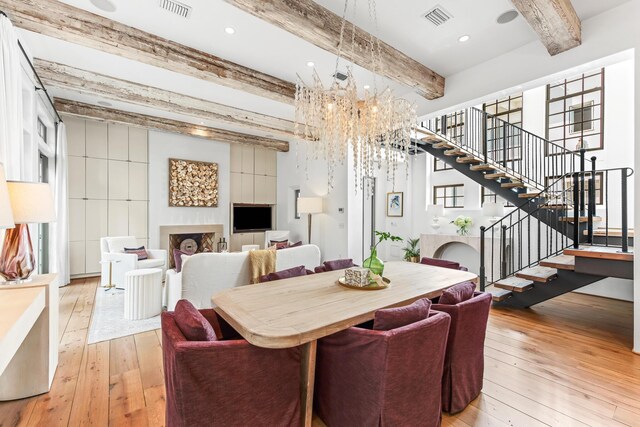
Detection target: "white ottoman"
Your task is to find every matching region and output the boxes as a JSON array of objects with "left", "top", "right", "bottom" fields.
[{"left": 124, "top": 268, "right": 163, "bottom": 320}]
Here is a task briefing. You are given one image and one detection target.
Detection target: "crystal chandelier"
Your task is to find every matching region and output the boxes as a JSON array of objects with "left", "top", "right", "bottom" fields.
[{"left": 294, "top": 0, "right": 417, "bottom": 193}]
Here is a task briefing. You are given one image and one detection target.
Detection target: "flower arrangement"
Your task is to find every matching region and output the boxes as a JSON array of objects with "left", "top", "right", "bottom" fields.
[{"left": 451, "top": 216, "right": 473, "bottom": 236}]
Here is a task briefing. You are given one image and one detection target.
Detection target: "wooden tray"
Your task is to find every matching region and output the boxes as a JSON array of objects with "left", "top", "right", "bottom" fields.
[{"left": 337, "top": 276, "right": 390, "bottom": 290}]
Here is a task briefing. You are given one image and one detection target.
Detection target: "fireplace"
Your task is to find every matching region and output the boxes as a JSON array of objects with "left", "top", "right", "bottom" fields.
[{"left": 159, "top": 224, "right": 225, "bottom": 269}]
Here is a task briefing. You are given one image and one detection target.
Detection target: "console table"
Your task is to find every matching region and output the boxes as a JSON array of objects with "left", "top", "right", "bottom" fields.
[{"left": 0, "top": 274, "right": 58, "bottom": 400}]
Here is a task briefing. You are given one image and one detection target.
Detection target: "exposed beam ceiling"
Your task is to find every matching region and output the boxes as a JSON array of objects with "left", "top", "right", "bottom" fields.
[
  {"left": 510, "top": 0, "right": 581, "bottom": 55},
  {"left": 0, "top": 0, "right": 295, "bottom": 103},
  {"left": 222, "top": 0, "right": 445, "bottom": 100},
  {"left": 55, "top": 99, "right": 289, "bottom": 152},
  {"left": 36, "top": 59, "right": 295, "bottom": 139}
]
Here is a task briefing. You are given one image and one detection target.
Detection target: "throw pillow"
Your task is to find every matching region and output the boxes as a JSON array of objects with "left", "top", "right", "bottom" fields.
[
  {"left": 420, "top": 257, "right": 461, "bottom": 270},
  {"left": 174, "top": 300, "right": 218, "bottom": 341},
  {"left": 324, "top": 258, "right": 355, "bottom": 271},
  {"left": 124, "top": 246, "right": 148, "bottom": 260},
  {"left": 270, "top": 240, "right": 289, "bottom": 250},
  {"left": 373, "top": 298, "right": 432, "bottom": 331},
  {"left": 438, "top": 281, "right": 476, "bottom": 305},
  {"left": 266, "top": 265, "right": 307, "bottom": 281},
  {"left": 173, "top": 248, "right": 191, "bottom": 273}
]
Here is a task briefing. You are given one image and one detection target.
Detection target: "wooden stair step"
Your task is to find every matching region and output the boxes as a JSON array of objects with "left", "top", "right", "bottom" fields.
[
  {"left": 519, "top": 192, "right": 545, "bottom": 199},
  {"left": 564, "top": 245, "right": 634, "bottom": 262},
  {"left": 456, "top": 156, "right": 481, "bottom": 164},
  {"left": 558, "top": 216, "right": 602, "bottom": 223},
  {"left": 470, "top": 164, "right": 495, "bottom": 172},
  {"left": 544, "top": 204, "right": 569, "bottom": 210},
  {"left": 444, "top": 148, "right": 465, "bottom": 156},
  {"left": 494, "top": 277, "right": 534, "bottom": 292},
  {"left": 501, "top": 181, "right": 526, "bottom": 189},
  {"left": 433, "top": 142, "right": 454, "bottom": 149},
  {"left": 485, "top": 172, "right": 506, "bottom": 180},
  {"left": 420, "top": 136, "right": 442, "bottom": 144},
  {"left": 583, "top": 228, "right": 635, "bottom": 237},
  {"left": 539, "top": 255, "right": 575, "bottom": 271},
  {"left": 488, "top": 287, "right": 513, "bottom": 302},
  {"left": 515, "top": 266, "right": 558, "bottom": 282}
]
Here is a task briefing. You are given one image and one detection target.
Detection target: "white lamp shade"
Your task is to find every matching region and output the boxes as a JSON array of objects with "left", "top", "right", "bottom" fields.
[
  {"left": 297, "top": 197, "right": 323, "bottom": 214},
  {"left": 0, "top": 165, "right": 14, "bottom": 229},
  {"left": 427, "top": 204, "right": 444, "bottom": 217},
  {"left": 482, "top": 201, "right": 505, "bottom": 218},
  {"left": 7, "top": 182, "right": 56, "bottom": 224}
]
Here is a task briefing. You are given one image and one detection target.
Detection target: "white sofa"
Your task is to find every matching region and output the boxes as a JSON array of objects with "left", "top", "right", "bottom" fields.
[
  {"left": 165, "top": 244, "right": 321, "bottom": 310},
  {"left": 100, "top": 236, "right": 167, "bottom": 288}
]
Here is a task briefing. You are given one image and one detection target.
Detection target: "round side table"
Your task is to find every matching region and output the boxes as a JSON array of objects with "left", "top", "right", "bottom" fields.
[{"left": 124, "top": 268, "right": 163, "bottom": 320}]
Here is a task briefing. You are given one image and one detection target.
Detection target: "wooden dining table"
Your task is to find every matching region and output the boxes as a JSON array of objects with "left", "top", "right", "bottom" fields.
[{"left": 211, "top": 261, "right": 477, "bottom": 426}]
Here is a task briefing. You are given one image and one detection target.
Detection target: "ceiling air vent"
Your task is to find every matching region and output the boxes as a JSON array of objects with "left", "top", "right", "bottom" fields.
[
  {"left": 159, "top": 0, "right": 192, "bottom": 18},
  {"left": 424, "top": 5, "right": 452, "bottom": 26},
  {"left": 333, "top": 71, "right": 348, "bottom": 81}
]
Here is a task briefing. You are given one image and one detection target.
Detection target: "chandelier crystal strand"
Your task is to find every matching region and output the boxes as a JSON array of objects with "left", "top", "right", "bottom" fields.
[{"left": 294, "top": 0, "right": 416, "bottom": 194}]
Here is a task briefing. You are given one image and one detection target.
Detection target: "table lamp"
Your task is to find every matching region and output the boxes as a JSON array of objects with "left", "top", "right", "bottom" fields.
[
  {"left": 482, "top": 201, "right": 505, "bottom": 223},
  {"left": 297, "top": 197, "right": 323, "bottom": 244},
  {"left": 0, "top": 165, "right": 14, "bottom": 230},
  {"left": 0, "top": 181, "right": 56, "bottom": 282}
]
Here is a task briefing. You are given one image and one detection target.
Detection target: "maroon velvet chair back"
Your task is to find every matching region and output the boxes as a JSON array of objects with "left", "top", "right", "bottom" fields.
[
  {"left": 432, "top": 292, "right": 492, "bottom": 413},
  {"left": 161, "top": 309, "right": 302, "bottom": 426},
  {"left": 314, "top": 258, "right": 356, "bottom": 273},
  {"left": 314, "top": 311, "right": 451, "bottom": 427},
  {"left": 420, "top": 256, "right": 469, "bottom": 271},
  {"left": 259, "top": 265, "right": 308, "bottom": 283}
]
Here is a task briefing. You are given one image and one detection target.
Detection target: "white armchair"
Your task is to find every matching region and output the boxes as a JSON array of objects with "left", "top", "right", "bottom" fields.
[{"left": 100, "top": 236, "right": 167, "bottom": 288}]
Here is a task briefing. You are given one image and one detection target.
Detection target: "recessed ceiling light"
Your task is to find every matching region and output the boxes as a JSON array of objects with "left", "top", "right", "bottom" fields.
[
  {"left": 497, "top": 10, "right": 519, "bottom": 24},
  {"left": 199, "top": 121, "right": 205, "bottom": 125},
  {"left": 97, "top": 101, "right": 112, "bottom": 107},
  {"left": 90, "top": 0, "right": 117, "bottom": 13},
  {"left": 458, "top": 34, "right": 470, "bottom": 43},
  {"left": 364, "top": 85, "right": 370, "bottom": 90},
  {"left": 306, "top": 61, "right": 315, "bottom": 67},
  {"left": 224, "top": 27, "right": 235, "bottom": 35}
]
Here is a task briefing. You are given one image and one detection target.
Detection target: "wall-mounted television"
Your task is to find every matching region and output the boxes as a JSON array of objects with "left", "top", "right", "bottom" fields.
[{"left": 232, "top": 204, "right": 273, "bottom": 233}]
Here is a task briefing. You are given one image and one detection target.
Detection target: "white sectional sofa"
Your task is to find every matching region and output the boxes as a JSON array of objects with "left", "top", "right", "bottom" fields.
[{"left": 165, "top": 244, "right": 322, "bottom": 310}]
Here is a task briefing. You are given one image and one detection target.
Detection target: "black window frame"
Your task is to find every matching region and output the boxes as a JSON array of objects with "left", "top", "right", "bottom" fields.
[{"left": 433, "top": 184, "right": 464, "bottom": 208}]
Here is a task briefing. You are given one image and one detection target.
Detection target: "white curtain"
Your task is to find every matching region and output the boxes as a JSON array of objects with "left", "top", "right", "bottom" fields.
[
  {"left": 52, "top": 123, "right": 70, "bottom": 286},
  {"left": 0, "top": 15, "right": 23, "bottom": 179}
]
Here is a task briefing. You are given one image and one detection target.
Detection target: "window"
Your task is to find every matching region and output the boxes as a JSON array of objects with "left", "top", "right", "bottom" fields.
[
  {"left": 38, "top": 152, "right": 50, "bottom": 274},
  {"left": 546, "top": 172, "right": 604, "bottom": 206},
  {"left": 546, "top": 69, "right": 604, "bottom": 152},
  {"left": 483, "top": 94, "right": 523, "bottom": 163},
  {"left": 37, "top": 118, "right": 48, "bottom": 143},
  {"left": 432, "top": 111, "right": 465, "bottom": 145},
  {"left": 433, "top": 158, "right": 452, "bottom": 172},
  {"left": 293, "top": 189, "right": 301, "bottom": 219},
  {"left": 481, "top": 188, "right": 514, "bottom": 207},
  {"left": 433, "top": 184, "right": 464, "bottom": 208}
]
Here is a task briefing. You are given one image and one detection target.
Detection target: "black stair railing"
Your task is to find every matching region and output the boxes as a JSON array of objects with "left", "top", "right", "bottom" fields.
[
  {"left": 479, "top": 167, "right": 633, "bottom": 291},
  {"left": 421, "top": 108, "right": 595, "bottom": 191}
]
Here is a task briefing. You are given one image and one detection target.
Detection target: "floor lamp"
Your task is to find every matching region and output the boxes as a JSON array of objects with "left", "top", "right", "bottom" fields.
[{"left": 297, "top": 197, "right": 323, "bottom": 245}]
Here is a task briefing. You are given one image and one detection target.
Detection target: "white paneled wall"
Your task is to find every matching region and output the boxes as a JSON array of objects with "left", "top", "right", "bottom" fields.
[{"left": 66, "top": 116, "right": 149, "bottom": 277}]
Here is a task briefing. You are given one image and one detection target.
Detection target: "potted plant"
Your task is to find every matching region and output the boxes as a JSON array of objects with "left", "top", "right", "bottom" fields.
[
  {"left": 363, "top": 231, "right": 402, "bottom": 277},
  {"left": 402, "top": 238, "right": 421, "bottom": 263},
  {"left": 451, "top": 215, "right": 473, "bottom": 236}
]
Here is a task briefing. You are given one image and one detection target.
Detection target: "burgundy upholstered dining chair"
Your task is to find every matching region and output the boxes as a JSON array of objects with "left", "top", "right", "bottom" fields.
[
  {"left": 432, "top": 282, "right": 492, "bottom": 413},
  {"left": 161, "top": 301, "right": 302, "bottom": 427},
  {"left": 258, "top": 265, "right": 311, "bottom": 282},
  {"left": 314, "top": 300, "right": 451, "bottom": 427},
  {"left": 314, "top": 258, "right": 356, "bottom": 273},
  {"left": 420, "top": 256, "right": 469, "bottom": 271}
]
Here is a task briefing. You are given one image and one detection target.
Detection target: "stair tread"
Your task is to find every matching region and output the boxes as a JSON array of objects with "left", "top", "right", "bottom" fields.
[
  {"left": 494, "top": 277, "right": 534, "bottom": 292},
  {"left": 564, "top": 245, "right": 634, "bottom": 262},
  {"left": 444, "top": 148, "right": 464, "bottom": 156},
  {"left": 544, "top": 204, "right": 569, "bottom": 210},
  {"left": 519, "top": 192, "right": 545, "bottom": 199},
  {"left": 485, "top": 172, "right": 506, "bottom": 179},
  {"left": 501, "top": 181, "right": 526, "bottom": 188},
  {"left": 433, "top": 142, "right": 454, "bottom": 149},
  {"left": 539, "top": 255, "right": 575, "bottom": 271},
  {"left": 487, "top": 287, "right": 513, "bottom": 302},
  {"left": 515, "top": 266, "right": 558, "bottom": 282},
  {"left": 558, "top": 216, "right": 602, "bottom": 223},
  {"left": 420, "top": 136, "right": 442, "bottom": 144},
  {"left": 456, "top": 156, "right": 481, "bottom": 164},
  {"left": 584, "top": 228, "right": 635, "bottom": 237},
  {"left": 470, "top": 164, "right": 495, "bottom": 171}
]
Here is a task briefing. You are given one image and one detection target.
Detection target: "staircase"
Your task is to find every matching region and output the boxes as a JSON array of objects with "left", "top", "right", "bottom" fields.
[{"left": 415, "top": 107, "right": 634, "bottom": 308}]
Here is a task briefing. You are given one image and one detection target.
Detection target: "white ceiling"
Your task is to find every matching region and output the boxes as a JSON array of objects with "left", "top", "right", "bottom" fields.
[{"left": 17, "top": 0, "right": 631, "bottom": 140}]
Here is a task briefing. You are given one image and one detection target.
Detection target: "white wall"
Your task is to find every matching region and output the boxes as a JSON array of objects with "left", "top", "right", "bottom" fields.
[
  {"left": 148, "top": 131, "right": 230, "bottom": 248},
  {"left": 276, "top": 141, "right": 348, "bottom": 262}
]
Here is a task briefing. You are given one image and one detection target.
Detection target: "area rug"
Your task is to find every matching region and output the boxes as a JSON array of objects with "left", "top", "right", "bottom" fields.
[{"left": 88, "top": 288, "right": 161, "bottom": 344}]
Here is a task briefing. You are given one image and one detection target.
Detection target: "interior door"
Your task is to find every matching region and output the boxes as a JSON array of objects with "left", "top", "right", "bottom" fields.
[{"left": 362, "top": 177, "right": 376, "bottom": 262}]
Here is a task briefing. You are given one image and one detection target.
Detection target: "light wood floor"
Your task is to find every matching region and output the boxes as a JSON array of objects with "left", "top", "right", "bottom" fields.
[{"left": 0, "top": 277, "right": 638, "bottom": 427}]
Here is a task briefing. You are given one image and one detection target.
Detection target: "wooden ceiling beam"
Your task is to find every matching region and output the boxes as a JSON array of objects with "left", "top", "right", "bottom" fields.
[
  {"left": 510, "top": 0, "right": 581, "bottom": 55},
  {"left": 35, "top": 59, "right": 295, "bottom": 138},
  {"left": 0, "top": 0, "right": 295, "bottom": 103},
  {"left": 222, "top": 0, "right": 445, "bottom": 100},
  {"left": 54, "top": 99, "right": 289, "bottom": 152}
]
